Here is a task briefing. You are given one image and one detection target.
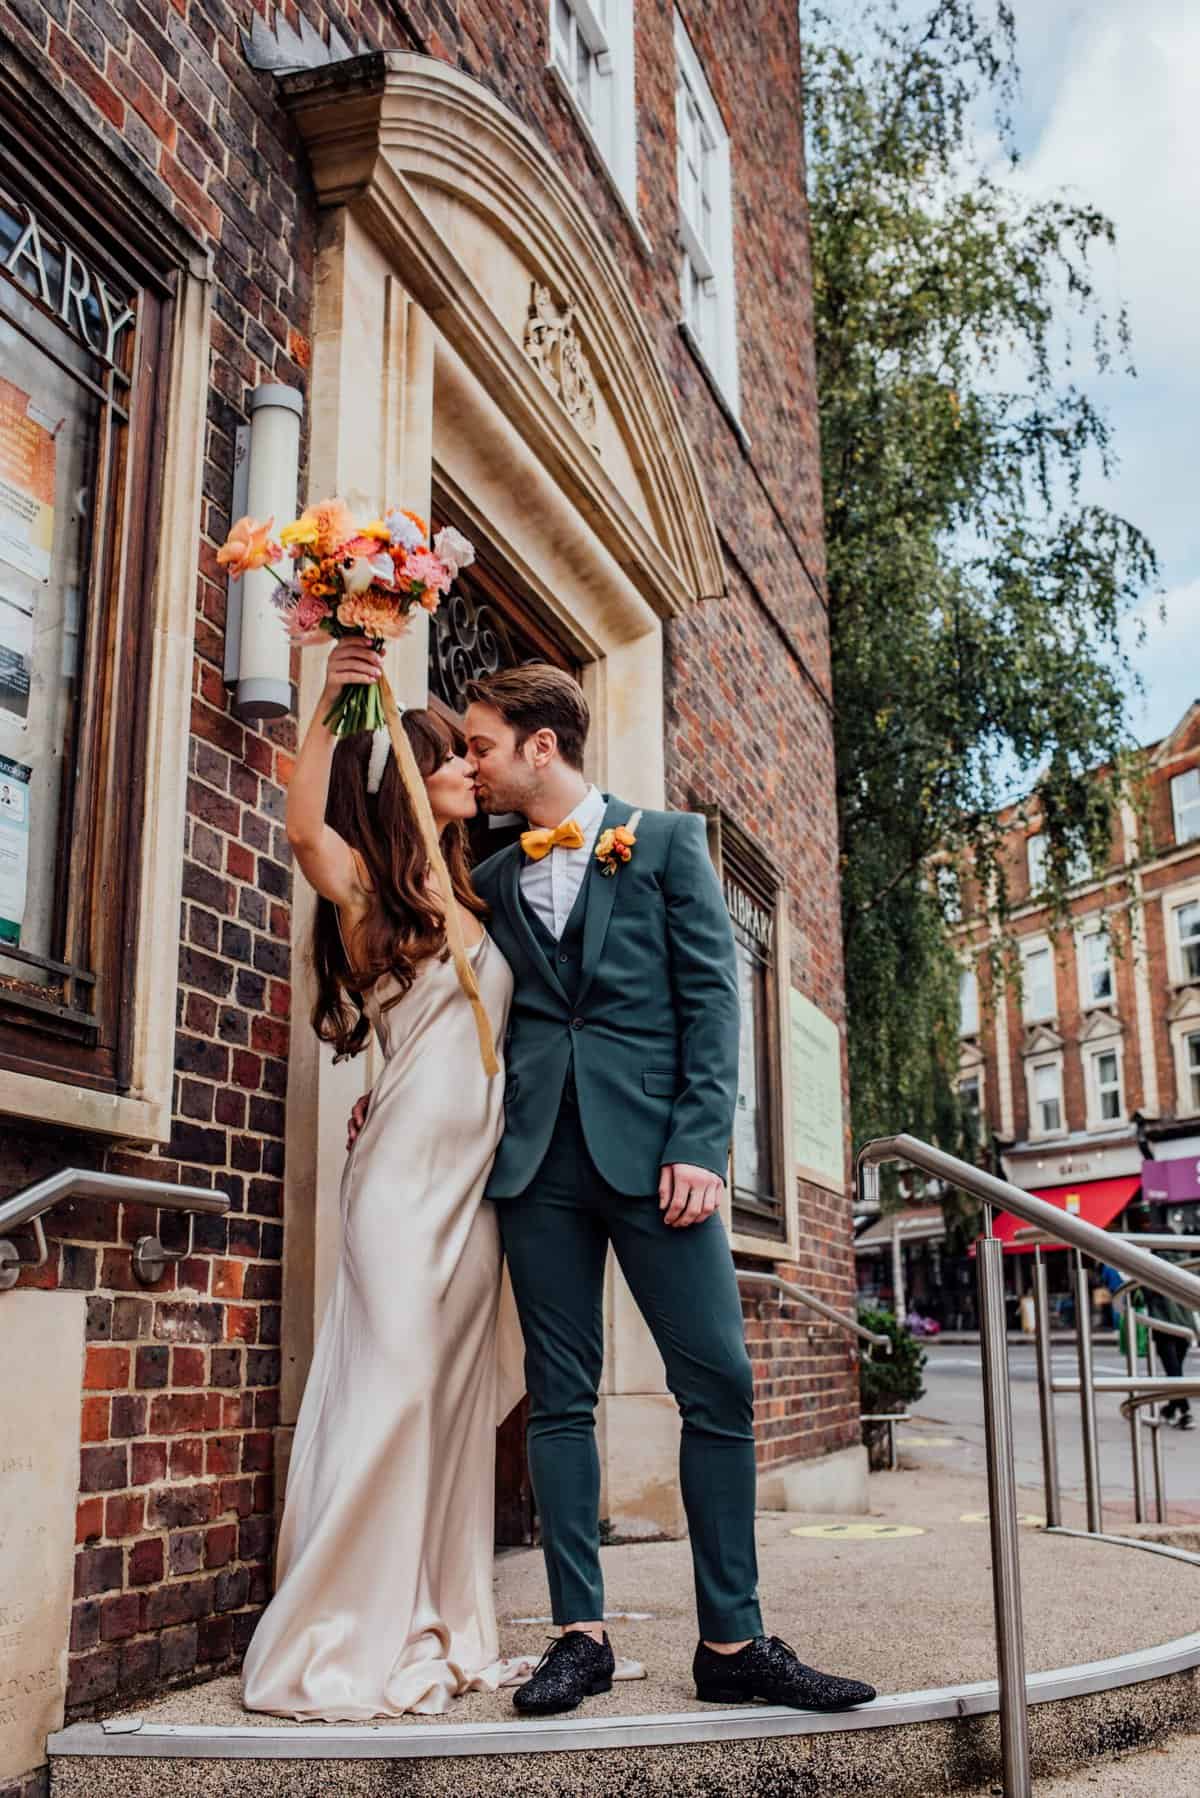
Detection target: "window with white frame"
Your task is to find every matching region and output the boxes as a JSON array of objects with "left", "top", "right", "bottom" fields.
[
  {"left": 1186, "top": 1031, "right": 1200, "bottom": 1113},
  {"left": 1087, "top": 1045, "right": 1123, "bottom": 1125},
  {"left": 1172, "top": 769, "right": 1200, "bottom": 846},
  {"left": 1027, "top": 832, "right": 1047, "bottom": 892},
  {"left": 1172, "top": 898, "right": 1200, "bottom": 983},
  {"left": 959, "top": 966, "right": 979, "bottom": 1036},
  {"left": 1079, "top": 927, "right": 1115, "bottom": 1008},
  {"left": 937, "top": 863, "right": 961, "bottom": 923},
  {"left": 549, "top": 0, "right": 638, "bottom": 218},
  {"left": 1021, "top": 939, "right": 1056, "bottom": 1021},
  {"left": 674, "top": 13, "right": 739, "bottom": 410},
  {"left": 1030, "top": 1059, "right": 1063, "bottom": 1135}
]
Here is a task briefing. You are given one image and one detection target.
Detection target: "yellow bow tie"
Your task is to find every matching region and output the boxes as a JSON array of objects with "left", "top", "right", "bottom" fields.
[{"left": 521, "top": 819, "right": 586, "bottom": 862}]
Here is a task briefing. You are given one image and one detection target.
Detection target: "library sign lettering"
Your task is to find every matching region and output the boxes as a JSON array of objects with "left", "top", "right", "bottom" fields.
[{"left": 2, "top": 195, "right": 135, "bottom": 366}]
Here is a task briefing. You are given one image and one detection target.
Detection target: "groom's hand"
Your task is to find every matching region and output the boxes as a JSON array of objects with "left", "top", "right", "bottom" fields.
[
  {"left": 658, "top": 1163, "right": 724, "bottom": 1229},
  {"left": 346, "top": 1092, "right": 371, "bottom": 1151}
]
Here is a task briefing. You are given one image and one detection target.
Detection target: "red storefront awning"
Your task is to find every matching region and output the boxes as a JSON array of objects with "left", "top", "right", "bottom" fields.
[{"left": 992, "top": 1174, "right": 1142, "bottom": 1252}]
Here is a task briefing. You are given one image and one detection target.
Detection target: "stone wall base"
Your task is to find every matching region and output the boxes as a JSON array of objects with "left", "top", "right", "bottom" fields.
[{"left": 757, "top": 1442, "right": 869, "bottom": 1516}]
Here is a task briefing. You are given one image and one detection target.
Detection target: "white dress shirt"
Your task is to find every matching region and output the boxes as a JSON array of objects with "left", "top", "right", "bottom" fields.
[{"left": 518, "top": 784, "right": 606, "bottom": 940}]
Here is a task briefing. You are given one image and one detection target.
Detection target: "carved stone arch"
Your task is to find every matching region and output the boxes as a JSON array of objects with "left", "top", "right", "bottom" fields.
[{"left": 284, "top": 51, "right": 725, "bottom": 616}]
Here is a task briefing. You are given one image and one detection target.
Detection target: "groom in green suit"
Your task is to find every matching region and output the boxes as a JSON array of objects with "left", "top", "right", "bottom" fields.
[{"left": 464, "top": 665, "right": 874, "bottom": 1719}]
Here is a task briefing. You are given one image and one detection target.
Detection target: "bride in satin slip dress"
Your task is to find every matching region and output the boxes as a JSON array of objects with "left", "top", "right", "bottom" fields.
[{"left": 241, "top": 642, "right": 529, "bottom": 1720}]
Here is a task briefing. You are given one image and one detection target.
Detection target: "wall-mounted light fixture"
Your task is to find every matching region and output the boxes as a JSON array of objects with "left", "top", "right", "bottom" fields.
[{"left": 223, "top": 383, "right": 303, "bottom": 719}]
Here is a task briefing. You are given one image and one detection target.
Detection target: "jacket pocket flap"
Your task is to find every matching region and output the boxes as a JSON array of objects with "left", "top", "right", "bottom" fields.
[{"left": 642, "top": 1069, "right": 678, "bottom": 1097}]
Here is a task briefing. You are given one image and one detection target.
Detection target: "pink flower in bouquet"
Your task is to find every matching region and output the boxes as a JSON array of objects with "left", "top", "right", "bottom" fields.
[
  {"left": 276, "top": 584, "right": 333, "bottom": 645},
  {"left": 338, "top": 537, "right": 397, "bottom": 597},
  {"left": 432, "top": 526, "right": 476, "bottom": 578},
  {"left": 402, "top": 549, "right": 453, "bottom": 609}
]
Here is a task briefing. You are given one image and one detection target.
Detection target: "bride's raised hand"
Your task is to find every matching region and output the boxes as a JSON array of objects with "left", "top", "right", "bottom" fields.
[{"left": 321, "top": 638, "right": 385, "bottom": 705}]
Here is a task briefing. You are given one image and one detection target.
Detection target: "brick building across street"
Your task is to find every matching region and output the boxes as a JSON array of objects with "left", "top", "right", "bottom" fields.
[
  {"left": 0, "top": 2, "right": 859, "bottom": 1785},
  {"left": 950, "top": 702, "right": 1200, "bottom": 1280}
]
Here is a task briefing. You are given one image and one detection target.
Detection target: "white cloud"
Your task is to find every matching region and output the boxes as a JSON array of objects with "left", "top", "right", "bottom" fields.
[{"left": 1121, "top": 578, "right": 1200, "bottom": 746}]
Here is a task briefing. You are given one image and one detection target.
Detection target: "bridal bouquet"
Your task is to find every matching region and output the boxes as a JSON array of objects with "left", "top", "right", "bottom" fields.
[{"left": 217, "top": 499, "right": 475, "bottom": 735}]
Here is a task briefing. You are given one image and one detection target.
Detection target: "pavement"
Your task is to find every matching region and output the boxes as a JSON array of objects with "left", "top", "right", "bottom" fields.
[
  {"left": 975, "top": 1734, "right": 1200, "bottom": 1796},
  {"left": 107, "top": 1464, "right": 1199, "bottom": 1736},
  {"left": 910, "top": 1337, "right": 1200, "bottom": 1523}
]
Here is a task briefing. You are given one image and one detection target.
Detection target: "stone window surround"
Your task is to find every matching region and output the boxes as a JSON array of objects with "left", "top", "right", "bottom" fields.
[
  {"left": 546, "top": 0, "right": 650, "bottom": 256},
  {"left": 0, "top": 86, "right": 212, "bottom": 1144},
  {"left": 703, "top": 808, "right": 801, "bottom": 1263},
  {"left": 1025, "top": 1045, "right": 1066, "bottom": 1140},
  {"left": 673, "top": 10, "right": 740, "bottom": 416},
  {"left": 1076, "top": 916, "right": 1117, "bottom": 1013},
  {"left": 1167, "top": 1000, "right": 1200, "bottom": 1120},
  {"left": 1081, "top": 1029, "right": 1125, "bottom": 1133},
  {"left": 1164, "top": 878, "right": 1200, "bottom": 988},
  {"left": 1020, "top": 932, "right": 1057, "bottom": 1025},
  {"left": 277, "top": 52, "right": 733, "bottom": 1538},
  {"left": 1171, "top": 766, "right": 1200, "bottom": 846}
]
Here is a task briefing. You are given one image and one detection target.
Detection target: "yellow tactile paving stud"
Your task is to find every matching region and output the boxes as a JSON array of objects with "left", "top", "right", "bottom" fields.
[{"left": 788, "top": 1522, "right": 926, "bottom": 1540}]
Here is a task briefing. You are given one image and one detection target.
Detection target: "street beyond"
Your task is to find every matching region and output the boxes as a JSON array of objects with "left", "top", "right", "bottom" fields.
[{"left": 909, "top": 1338, "right": 1200, "bottom": 1524}]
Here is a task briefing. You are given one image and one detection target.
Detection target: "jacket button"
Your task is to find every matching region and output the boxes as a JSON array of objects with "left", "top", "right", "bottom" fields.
[
  {"left": 559, "top": 953, "right": 569, "bottom": 963},
  {"left": 571, "top": 1017, "right": 584, "bottom": 1030}
]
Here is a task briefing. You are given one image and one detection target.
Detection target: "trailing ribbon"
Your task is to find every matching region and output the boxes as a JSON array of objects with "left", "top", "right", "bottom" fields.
[{"left": 378, "top": 673, "right": 500, "bottom": 1079}]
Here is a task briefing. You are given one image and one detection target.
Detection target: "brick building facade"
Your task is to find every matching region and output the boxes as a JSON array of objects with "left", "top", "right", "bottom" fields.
[
  {"left": 0, "top": 1, "right": 856, "bottom": 1784},
  {"left": 952, "top": 702, "right": 1200, "bottom": 1275}
]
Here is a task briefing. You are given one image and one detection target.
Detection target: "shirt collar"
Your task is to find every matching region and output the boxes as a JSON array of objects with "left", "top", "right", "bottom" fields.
[{"left": 549, "top": 784, "right": 604, "bottom": 835}]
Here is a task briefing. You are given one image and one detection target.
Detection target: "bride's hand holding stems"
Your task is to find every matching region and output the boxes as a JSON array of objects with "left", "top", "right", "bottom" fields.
[{"left": 285, "top": 639, "right": 385, "bottom": 918}]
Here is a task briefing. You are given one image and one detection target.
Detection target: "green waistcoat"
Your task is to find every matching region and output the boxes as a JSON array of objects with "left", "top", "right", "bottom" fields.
[{"left": 472, "top": 797, "right": 740, "bottom": 1198}]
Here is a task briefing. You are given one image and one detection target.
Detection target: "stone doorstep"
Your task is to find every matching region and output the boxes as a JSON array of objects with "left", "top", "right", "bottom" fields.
[
  {"left": 43, "top": 1518, "right": 1200, "bottom": 1794},
  {"left": 42, "top": 1662, "right": 1200, "bottom": 1798}
]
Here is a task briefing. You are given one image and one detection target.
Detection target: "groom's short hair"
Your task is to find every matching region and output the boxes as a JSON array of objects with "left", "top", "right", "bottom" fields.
[{"left": 465, "top": 664, "right": 590, "bottom": 771}]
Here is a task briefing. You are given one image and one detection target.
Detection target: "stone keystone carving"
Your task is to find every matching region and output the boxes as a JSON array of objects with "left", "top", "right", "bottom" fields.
[{"left": 523, "top": 282, "right": 600, "bottom": 454}]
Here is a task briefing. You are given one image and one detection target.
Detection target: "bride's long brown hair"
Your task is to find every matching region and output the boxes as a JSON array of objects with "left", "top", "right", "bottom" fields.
[{"left": 311, "top": 708, "right": 486, "bottom": 1060}]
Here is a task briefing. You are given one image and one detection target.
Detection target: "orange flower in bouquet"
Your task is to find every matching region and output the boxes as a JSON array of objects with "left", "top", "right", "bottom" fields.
[{"left": 216, "top": 500, "right": 476, "bottom": 735}]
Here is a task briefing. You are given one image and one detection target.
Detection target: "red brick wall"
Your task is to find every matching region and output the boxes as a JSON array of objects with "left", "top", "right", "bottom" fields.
[{"left": 0, "top": 0, "right": 850, "bottom": 1726}]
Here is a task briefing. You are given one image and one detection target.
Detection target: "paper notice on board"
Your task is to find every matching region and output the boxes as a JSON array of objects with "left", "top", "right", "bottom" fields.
[
  {"left": 0, "top": 754, "right": 30, "bottom": 945},
  {"left": 0, "top": 594, "right": 32, "bottom": 721},
  {"left": 789, "top": 989, "right": 846, "bottom": 1191},
  {"left": 0, "top": 376, "right": 56, "bottom": 582}
]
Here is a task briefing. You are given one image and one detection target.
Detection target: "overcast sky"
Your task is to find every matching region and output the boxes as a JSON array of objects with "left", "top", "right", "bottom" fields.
[{"left": 814, "top": 0, "right": 1200, "bottom": 747}]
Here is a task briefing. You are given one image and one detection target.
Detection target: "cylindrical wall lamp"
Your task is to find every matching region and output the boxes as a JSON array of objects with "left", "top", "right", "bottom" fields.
[{"left": 223, "top": 383, "right": 303, "bottom": 720}]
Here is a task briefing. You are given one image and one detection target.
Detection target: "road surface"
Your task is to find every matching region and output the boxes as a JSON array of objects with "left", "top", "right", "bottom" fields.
[{"left": 906, "top": 1338, "right": 1199, "bottom": 1522}]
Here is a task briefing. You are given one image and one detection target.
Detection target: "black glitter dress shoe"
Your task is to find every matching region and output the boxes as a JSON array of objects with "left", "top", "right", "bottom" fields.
[
  {"left": 693, "top": 1636, "right": 876, "bottom": 1710},
  {"left": 512, "top": 1630, "right": 616, "bottom": 1715}
]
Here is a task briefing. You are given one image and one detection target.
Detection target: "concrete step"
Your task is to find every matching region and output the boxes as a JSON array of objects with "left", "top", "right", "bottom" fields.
[{"left": 46, "top": 1480, "right": 1200, "bottom": 1796}]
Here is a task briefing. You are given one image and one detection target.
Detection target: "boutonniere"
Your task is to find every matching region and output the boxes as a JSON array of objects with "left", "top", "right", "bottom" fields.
[{"left": 595, "top": 810, "right": 642, "bottom": 877}]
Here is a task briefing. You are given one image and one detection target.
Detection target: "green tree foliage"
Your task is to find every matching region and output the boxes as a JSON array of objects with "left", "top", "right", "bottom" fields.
[{"left": 805, "top": 1, "right": 1158, "bottom": 1156}]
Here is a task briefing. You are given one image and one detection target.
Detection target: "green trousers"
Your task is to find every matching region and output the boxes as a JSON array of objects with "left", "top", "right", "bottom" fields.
[{"left": 497, "top": 1093, "right": 763, "bottom": 1643}]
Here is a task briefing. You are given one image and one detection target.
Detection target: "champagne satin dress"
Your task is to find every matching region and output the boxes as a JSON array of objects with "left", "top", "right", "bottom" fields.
[{"left": 241, "top": 932, "right": 528, "bottom": 1719}]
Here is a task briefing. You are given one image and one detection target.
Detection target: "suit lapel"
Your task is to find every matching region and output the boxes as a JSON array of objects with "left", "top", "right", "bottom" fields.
[
  {"left": 576, "top": 795, "right": 635, "bottom": 1009},
  {"left": 503, "top": 848, "right": 570, "bottom": 1004}
]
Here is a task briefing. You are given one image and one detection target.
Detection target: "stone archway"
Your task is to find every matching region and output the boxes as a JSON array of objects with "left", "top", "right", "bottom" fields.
[{"left": 279, "top": 52, "right": 725, "bottom": 1539}]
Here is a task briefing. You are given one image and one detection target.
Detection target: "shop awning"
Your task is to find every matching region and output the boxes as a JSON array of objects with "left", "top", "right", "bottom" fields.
[
  {"left": 992, "top": 1175, "right": 1142, "bottom": 1253},
  {"left": 854, "top": 1205, "right": 946, "bottom": 1254}
]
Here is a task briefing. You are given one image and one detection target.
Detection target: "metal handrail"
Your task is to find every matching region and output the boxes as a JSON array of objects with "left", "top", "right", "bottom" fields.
[
  {"left": 0, "top": 1168, "right": 230, "bottom": 1292},
  {"left": 1013, "top": 1228, "right": 1200, "bottom": 1250},
  {"left": 1120, "top": 1384, "right": 1200, "bottom": 1422},
  {"left": 856, "top": 1132, "right": 1200, "bottom": 1798},
  {"left": 737, "top": 1271, "right": 891, "bottom": 1350},
  {"left": 1130, "top": 1311, "right": 1196, "bottom": 1345}
]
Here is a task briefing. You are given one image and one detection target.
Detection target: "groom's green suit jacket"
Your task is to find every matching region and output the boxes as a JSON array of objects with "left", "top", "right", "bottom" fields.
[{"left": 472, "top": 796, "right": 740, "bottom": 1199}]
